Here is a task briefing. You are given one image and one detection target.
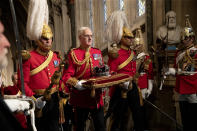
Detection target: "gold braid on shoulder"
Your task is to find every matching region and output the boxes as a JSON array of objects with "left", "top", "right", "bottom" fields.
[
  {"left": 185, "top": 49, "right": 196, "bottom": 62},
  {"left": 70, "top": 47, "right": 91, "bottom": 79},
  {"left": 71, "top": 48, "right": 90, "bottom": 65}
]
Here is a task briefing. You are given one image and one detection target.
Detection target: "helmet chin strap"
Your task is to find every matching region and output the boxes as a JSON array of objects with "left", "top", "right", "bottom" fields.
[{"left": 36, "top": 40, "right": 51, "bottom": 56}]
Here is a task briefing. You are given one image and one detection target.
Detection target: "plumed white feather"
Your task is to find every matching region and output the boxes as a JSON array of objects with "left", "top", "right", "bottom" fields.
[
  {"left": 26, "top": 0, "right": 49, "bottom": 40},
  {"left": 105, "top": 10, "right": 130, "bottom": 47}
]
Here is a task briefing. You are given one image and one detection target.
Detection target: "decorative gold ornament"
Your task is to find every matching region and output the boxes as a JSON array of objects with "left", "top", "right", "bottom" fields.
[
  {"left": 41, "top": 24, "right": 53, "bottom": 39},
  {"left": 122, "top": 27, "right": 134, "bottom": 38}
]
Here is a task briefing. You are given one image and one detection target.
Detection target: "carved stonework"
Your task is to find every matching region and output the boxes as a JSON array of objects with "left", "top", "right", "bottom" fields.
[{"left": 51, "top": 0, "right": 62, "bottom": 16}]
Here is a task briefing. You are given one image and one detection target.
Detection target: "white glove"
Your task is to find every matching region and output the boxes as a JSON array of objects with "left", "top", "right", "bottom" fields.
[
  {"left": 165, "top": 68, "right": 176, "bottom": 76},
  {"left": 35, "top": 96, "right": 46, "bottom": 109},
  {"left": 4, "top": 99, "right": 30, "bottom": 112},
  {"left": 137, "top": 52, "right": 145, "bottom": 59},
  {"left": 75, "top": 80, "right": 86, "bottom": 91},
  {"left": 146, "top": 79, "right": 153, "bottom": 98},
  {"left": 122, "top": 81, "right": 130, "bottom": 90}
]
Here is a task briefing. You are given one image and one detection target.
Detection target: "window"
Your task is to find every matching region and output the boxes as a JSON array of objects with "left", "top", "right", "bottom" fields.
[
  {"left": 103, "top": 0, "right": 107, "bottom": 23},
  {"left": 89, "top": 0, "right": 94, "bottom": 46},
  {"left": 137, "top": 0, "right": 146, "bottom": 16},
  {"left": 119, "top": 0, "right": 124, "bottom": 11},
  {"left": 89, "top": 0, "right": 93, "bottom": 31}
]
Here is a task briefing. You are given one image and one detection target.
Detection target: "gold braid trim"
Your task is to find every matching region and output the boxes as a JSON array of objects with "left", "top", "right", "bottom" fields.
[
  {"left": 117, "top": 51, "right": 134, "bottom": 70},
  {"left": 120, "top": 44, "right": 130, "bottom": 50},
  {"left": 71, "top": 48, "right": 90, "bottom": 65},
  {"left": 71, "top": 47, "right": 91, "bottom": 79},
  {"left": 77, "top": 58, "right": 90, "bottom": 79},
  {"left": 90, "top": 58, "right": 94, "bottom": 74},
  {"left": 30, "top": 50, "right": 53, "bottom": 76},
  {"left": 182, "top": 49, "right": 197, "bottom": 69},
  {"left": 66, "top": 77, "right": 78, "bottom": 87},
  {"left": 186, "top": 49, "right": 197, "bottom": 62}
]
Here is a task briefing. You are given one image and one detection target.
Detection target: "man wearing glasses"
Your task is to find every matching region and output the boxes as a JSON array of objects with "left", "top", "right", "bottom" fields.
[{"left": 62, "top": 27, "right": 105, "bottom": 131}]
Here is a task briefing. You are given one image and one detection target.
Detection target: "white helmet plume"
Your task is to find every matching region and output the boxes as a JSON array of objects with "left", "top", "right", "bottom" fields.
[
  {"left": 26, "top": 0, "right": 49, "bottom": 40},
  {"left": 105, "top": 10, "right": 130, "bottom": 44}
]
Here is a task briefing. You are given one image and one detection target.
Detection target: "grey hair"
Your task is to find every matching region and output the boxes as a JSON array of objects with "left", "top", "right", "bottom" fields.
[{"left": 78, "top": 27, "right": 91, "bottom": 37}]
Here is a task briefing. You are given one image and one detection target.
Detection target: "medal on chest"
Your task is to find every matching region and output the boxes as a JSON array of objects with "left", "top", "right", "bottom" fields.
[
  {"left": 53, "top": 60, "right": 59, "bottom": 67},
  {"left": 93, "top": 54, "right": 101, "bottom": 60}
]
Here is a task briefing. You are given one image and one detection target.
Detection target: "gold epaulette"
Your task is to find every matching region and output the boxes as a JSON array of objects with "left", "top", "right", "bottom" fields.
[
  {"left": 21, "top": 50, "right": 31, "bottom": 61},
  {"left": 66, "top": 77, "right": 78, "bottom": 87}
]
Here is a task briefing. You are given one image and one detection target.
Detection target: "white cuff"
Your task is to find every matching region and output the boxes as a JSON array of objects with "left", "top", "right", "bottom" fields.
[
  {"left": 4, "top": 99, "right": 30, "bottom": 112},
  {"left": 122, "top": 81, "right": 130, "bottom": 90},
  {"left": 137, "top": 52, "right": 145, "bottom": 59},
  {"left": 75, "top": 80, "right": 86, "bottom": 90}
]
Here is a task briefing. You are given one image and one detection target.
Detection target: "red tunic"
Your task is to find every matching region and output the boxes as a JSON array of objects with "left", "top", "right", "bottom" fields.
[
  {"left": 62, "top": 47, "right": 104, "bottom": 109},
  {"left": 4, "top": 85, "right": 19, "bottom": 95},
  {"left": 108, "top": 48, "right": 136, "bottom": 97},
  {"left": 138, "top": 55, "right": 154, "bottom": 89},
  {"left": 18, "top": 50, "right": 60, "bottom": 96},
  {"left": 174, "top": 50, "right": 197, "bottom": 94}
]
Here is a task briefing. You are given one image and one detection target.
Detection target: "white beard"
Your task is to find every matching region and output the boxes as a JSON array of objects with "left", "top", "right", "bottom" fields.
[
  {"left": 168, "top": 22, "right": 176, "bottom": 29},
  {"left": 0, "top": 48, "right": 8, "bottom": 70}
]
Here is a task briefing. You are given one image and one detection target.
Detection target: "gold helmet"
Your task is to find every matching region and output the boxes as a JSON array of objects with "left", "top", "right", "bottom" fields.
[
  {"left": 134, "top": 28, "right": 145, "bottom": 54},
  {"left": 134, "top": 28, "right": 142, "bottom": 45},
  {"left": 41, "top": 24, "right": 53, "bottom": 39},
  {"left": 26, "top": 0, "right": 51, "bottom": 40},
  {"left": 181, "top": 14, "right": 195, "bottom": 40},
  {"left": 105, "top": 11, "right": 131, "bottom": 58},
  {"left": 122, "top": 27, "right": 134, "bottom": 38}
]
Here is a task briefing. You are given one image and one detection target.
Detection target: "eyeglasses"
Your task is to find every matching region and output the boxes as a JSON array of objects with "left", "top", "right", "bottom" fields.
[{"left": 82, "top": 35, "right": 93, "bottom": 38}]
